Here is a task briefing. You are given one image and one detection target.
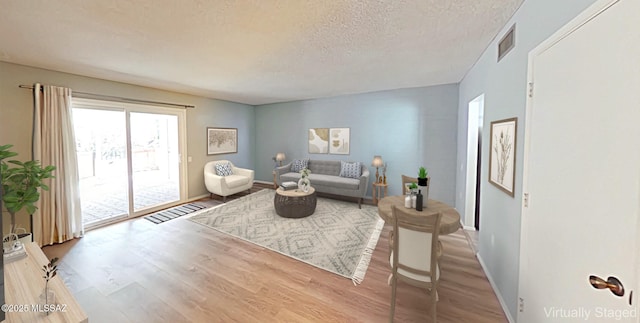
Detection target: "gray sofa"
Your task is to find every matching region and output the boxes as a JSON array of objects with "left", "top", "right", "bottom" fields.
[{"left": 274, "top": 159, "right": 370, "bottom": 208}]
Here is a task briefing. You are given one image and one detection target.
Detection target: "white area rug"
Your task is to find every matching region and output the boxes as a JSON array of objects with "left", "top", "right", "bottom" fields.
[{"left": 189, "top": 189, "right": 384, "bottom": 284}]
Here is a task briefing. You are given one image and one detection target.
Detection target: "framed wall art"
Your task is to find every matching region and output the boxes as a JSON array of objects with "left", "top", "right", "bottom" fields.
[
  {"left": 308, "top": 128, "right": 329, "bottom": 154},
  {"left": 207, "top": 127, "right": 237, "bottom": 155},
  {"left": 329, "top": 127, "right": 350, "bottom": 155},
  {"left": 489, "top": 117, "right": 517, "bottom": 196}
]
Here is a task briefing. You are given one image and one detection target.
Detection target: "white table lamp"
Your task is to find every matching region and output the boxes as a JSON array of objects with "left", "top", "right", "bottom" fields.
[
  {"left": 276, "top": 152, "right": 286, "bottom": 166},
  {"left": 371, "top": 155, "right": 384, "bottom": 183}
]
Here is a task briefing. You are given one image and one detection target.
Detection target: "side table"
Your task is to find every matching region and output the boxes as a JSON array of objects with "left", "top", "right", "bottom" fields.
[
  {"left": 372, "top": 182, "right": 388, "bottom": 205},
  {"left": 272, "top": 170, "right": 278, "bottom": 189}
]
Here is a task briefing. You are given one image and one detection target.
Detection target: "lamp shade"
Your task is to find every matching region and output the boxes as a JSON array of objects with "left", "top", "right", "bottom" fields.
[
  {"left": 371, "top": 155, "right": 384, "bottom": 167},
  {"left": 276, "top": 152, "right": 286, "bottom": 161}
]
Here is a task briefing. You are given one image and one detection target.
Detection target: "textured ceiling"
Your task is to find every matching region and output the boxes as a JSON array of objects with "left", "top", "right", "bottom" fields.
[{"left": 0, "top": 0, "right": 523, "bottom": 105}]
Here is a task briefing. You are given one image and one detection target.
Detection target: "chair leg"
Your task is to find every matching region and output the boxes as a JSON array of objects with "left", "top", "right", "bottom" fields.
[
  {"left": 210, "top": 193, "right": 214, "bottom": 199},
  {"left": 358, "top": 198, "right": 362, "bottom": 209},
  {"left": 431, "top": 289, "right": 438, "bottom": 322},
  {"left": 222, "top": 196, "right": 227, "bottom": 203},
  {"left": 389, "top": 275, "right": 398, "bottom": 323},
  {"left": 431, "top": 295, "right": 437, "bottom": 322}
]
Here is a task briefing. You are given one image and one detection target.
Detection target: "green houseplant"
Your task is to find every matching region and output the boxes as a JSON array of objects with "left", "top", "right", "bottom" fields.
[
  {"left": 0, "top": 144, "right": 55, "bottom": 234},
  {"left": 418, "top": 166, "right": 428, "bottom": 186}
]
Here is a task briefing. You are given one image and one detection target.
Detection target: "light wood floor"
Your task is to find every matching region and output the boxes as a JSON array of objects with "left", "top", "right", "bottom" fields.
[{"left": 42, "top": 184, "right": 507, "bottom": 323}]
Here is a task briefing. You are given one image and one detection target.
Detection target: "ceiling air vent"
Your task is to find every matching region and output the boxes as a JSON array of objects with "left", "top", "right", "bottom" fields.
[{"left": 498, "top": 24, "right": 516, "bottom": 62}]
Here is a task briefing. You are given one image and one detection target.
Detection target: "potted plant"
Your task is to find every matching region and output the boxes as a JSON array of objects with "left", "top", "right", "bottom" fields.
[
  {"left": 417, "top": 166, "right": 429, "bottom": 208},
  {"left": 0, "top": 144, "right": 55, "bottom": 240},
  {"left": 418, "top": 166, "right": 429, "bottom": 186}
]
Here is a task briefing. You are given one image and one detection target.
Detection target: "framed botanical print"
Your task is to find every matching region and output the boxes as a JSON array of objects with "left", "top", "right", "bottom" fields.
[{"left": 489, "top": 118, "right": 517, "bottom": 196}]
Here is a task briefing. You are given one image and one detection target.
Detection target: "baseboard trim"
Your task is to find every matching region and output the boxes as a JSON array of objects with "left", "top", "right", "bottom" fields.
[
  {"left": 463, "top": 225, "right": 476, "bottom": 231},
  {"left": 254, "top": 180, "right": 273, "bottom": 186},
  {"left": 476, "top": 254, "right": 516, "bottom": 323},
  {"left": 187, "top": 194, "right": 210, "bottom": 202}
]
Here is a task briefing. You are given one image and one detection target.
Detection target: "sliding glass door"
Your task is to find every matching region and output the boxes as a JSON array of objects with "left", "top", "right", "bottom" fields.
[
  {"left": 73, "top": 108, "right": 129, "bottom": 224},
  {"left": 130, "top": 112, "right": 180, "bottom": 211},
  {"left": 72, "top": 99, "right": 186, "bottom": 228}
]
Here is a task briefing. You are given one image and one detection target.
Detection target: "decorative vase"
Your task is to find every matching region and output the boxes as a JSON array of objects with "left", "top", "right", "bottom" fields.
[
  {"left": 39, "top": 288, "right": 56, "bottom": 314},
  {"left": 418, "top": 184, "right": 429, "bottom": 208},
  {"left": 298, "top": 177, "right": 310, "bottom": 192}
]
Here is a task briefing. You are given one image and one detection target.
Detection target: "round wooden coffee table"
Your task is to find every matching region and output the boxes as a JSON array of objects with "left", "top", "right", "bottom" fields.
[{"left": 274, "top": 187, "right": 317, "bottom": 218}]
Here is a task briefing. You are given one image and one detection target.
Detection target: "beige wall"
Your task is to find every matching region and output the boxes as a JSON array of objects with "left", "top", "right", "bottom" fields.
[{"left": 0, "top": 61, "right": 255, "bottom": 232}]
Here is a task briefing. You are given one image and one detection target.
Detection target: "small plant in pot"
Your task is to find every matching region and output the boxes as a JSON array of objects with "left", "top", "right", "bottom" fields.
[
  {"left": 418, "top": 167, "right": 429, "bottom": 186},
  {"left": 0, "top": 144, "right": 55, "bottom": 242},
  {"left": 408, "top": 182, "right": 418, "bottom": 194},
  {"left": 417, "top": 166, "right": 430, "bottom": 208}
]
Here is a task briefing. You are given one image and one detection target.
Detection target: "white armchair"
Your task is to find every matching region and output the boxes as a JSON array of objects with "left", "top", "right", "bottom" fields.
[{"left": 204, "top": 160, "right": 254, "bottom": 202}]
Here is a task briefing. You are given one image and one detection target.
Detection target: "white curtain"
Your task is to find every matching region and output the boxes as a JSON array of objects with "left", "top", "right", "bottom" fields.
[{"left": 33, "top": 83, "right": 83, "bottom": 245}]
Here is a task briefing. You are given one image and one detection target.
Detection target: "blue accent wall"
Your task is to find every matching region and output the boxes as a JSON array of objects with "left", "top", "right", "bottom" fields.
[
  {"left": 455, "top": 0, "right": 599, "bottom": 319},
  {"left": 255, "top": 84, "right": 459, "bottom": 204}
]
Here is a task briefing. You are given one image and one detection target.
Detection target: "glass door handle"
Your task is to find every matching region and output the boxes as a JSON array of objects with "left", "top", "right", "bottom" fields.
[{"left": 590, "top": 275, "right": 625, "bottom": 297}]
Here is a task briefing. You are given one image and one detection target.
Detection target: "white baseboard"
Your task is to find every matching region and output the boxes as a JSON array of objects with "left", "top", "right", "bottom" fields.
[
  {"left": 254, "top": 180, "right": 273, "bottom": 186},
  {"left": 476, "top": 254, "right": 516, "bottom": 323},
  {"left": 187, "top": 193, "right": 209, "bottom": 202},
  {"left": 463, "top": 225, "right": 476, "bottom": 231}
]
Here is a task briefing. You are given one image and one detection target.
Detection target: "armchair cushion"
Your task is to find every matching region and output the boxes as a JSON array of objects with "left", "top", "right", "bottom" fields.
[{"left": 225, "top": 174, "right": 250, "bottom": 189}]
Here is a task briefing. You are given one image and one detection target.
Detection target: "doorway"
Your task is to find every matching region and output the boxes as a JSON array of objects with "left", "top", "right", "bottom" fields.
[
  {"left": 465, "top": 94, "right": 484, "bottom": 230},
  {"left": 72, "top": 98, "right": 186, "bottom": 228}
]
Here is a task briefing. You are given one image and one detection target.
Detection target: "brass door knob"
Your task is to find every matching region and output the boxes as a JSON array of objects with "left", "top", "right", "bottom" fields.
[{"left": 589, "top": 275, "right": 624, "bottom": 297}]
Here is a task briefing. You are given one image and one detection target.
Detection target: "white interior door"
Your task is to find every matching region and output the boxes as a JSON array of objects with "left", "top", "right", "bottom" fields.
[{"left": 519, "top": 0, "right": 640, "bottom": 321}]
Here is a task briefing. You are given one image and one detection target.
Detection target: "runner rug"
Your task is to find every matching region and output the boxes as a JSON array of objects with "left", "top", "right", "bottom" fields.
[
  {"left": 144, "top": 203, "right": 206, "bottom": 224},
  {"left": 188, "top": 189, "right": 384, "bottom": 285}
]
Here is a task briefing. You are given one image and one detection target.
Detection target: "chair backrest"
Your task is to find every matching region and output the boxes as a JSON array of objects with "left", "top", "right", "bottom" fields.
[
  {"left": 391, "top": 205, "right": 442, "bottom": 283},
  {"left": 401, "top": 175, "right": 417, "bottom": 195},
  {"left": 204, "top": 160, "right": 235, "bottom": 174}
]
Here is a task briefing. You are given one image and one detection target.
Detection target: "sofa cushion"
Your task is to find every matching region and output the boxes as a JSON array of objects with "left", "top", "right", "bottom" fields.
[
  {"left": 290, "top": 158, "right": 309, "bottom": 172},
  {"left": 308, "top": 160, "right": 341, "bottom": 176},
  {"left": 280, "top": 172, "right": 360, "bottom": 191},
  {"left": 311, "top": 174, "right": 360, "bottom": 190},
  {"left": 225, "top": 174, "right": 250, "bottom": 188},
  {"left": 215, "top": 162, "right": 233, "bottom": 176},
  {"left": 339, "top": 161, "right": 361, "bottom": 179}
]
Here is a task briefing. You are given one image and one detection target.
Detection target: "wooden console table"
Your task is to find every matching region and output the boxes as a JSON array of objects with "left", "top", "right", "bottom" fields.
[{"left": 3, "top": 242, "right": 88, "bottom": 323}]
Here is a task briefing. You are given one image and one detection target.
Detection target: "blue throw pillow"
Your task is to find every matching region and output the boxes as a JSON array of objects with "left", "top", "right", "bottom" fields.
[
  {"left": 339, "top": 161, "right": 361, "bottom": 179},
  {"left": 290, "top": 158, "right": 309, "bottom": 172},
  {"left": 215, "top": 162, "right": 233, "bottom": 176}
]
